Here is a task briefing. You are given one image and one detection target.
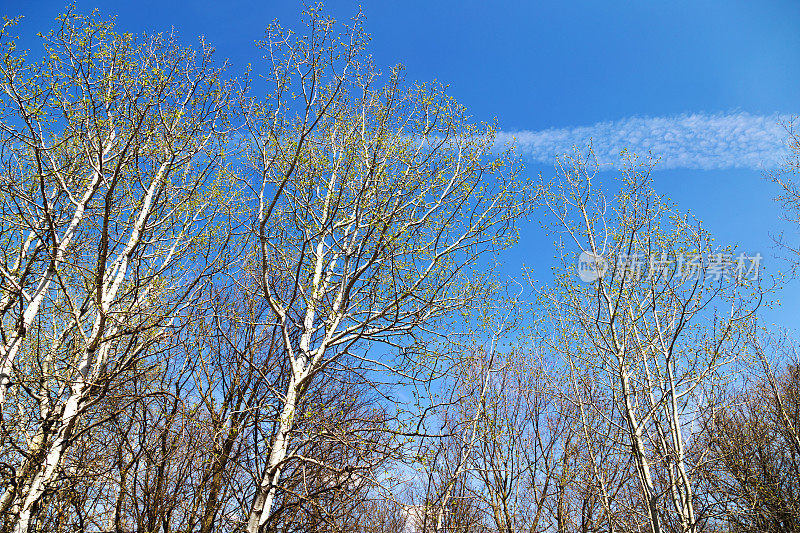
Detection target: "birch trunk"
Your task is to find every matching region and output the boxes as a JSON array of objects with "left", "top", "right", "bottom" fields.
[{"left": 246, "top": 382, "right": 299, "bottom": 532}]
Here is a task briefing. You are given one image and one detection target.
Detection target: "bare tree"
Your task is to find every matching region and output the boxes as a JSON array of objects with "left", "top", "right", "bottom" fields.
[
  {"left": 701, "top": 332, "right": 800, "bottom": 533},
  {"left": 469, "top": 349, "right": 576, "bottom": 533}
]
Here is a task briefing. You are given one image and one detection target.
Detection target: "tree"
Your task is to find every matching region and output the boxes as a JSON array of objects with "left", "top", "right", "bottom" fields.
[
  {"left": 238, "top": 8, "right": 528, "bottom": 531},
  {"left": 700, "top": 332, "right": 800, "bottom": 532},
  {"left": 536, "top": 150, "right": 761, "bottom": 533},
  {"left": 462, "top": 347, "right": 576, "bottom": 533},
  {"left": 0, "top": 12, "right": 234, "bottom": 532},
  {"left": 769, "top": 119, "right": 800, "bottom": 266}
]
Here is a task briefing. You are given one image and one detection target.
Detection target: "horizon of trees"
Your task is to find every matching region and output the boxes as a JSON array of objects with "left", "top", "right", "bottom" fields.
[{"left": 0, "top": 6, "right": 798, "bottom": 533}]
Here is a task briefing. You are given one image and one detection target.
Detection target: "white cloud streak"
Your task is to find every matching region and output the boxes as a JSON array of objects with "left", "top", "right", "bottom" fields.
[{"left": 496, "top": 112, "right": 795, "bottom": 170}]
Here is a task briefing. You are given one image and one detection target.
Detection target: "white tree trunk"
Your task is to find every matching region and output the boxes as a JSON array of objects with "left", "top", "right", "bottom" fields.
[
  {"left": 12, "top": 383, "right": 84, "bottom": 533},
  {"left": 246, "top": 382, "right": 299, "bottom": 533}
]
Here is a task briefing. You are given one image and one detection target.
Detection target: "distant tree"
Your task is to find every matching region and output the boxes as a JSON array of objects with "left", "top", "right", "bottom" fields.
[{"left": 702, "top": 333, "right": 800, "bottom": 532}]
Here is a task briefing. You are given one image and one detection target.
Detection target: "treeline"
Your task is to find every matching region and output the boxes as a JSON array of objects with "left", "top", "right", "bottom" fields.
[{"left": 0, "top": 7, "right": 798, "bottom": 533}]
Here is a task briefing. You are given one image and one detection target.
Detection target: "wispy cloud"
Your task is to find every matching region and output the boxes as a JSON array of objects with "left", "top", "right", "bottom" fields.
[{"left": 496, "top": 112, "right": 796, "bottom": 170}]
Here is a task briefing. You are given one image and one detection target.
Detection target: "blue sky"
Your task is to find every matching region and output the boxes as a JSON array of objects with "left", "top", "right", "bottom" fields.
[
  {"left": 5, "top": 0, "right": 800, "bottom": 330},
  {"left": 9, "top": 1, "right": 799, "bottom": 122}
]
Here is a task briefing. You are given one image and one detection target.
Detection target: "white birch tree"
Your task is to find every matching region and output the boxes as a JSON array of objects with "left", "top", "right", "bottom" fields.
[
  {"left": 536, "top": 151, "right": 762, "bottom": 533},
  {"left": 239, "top": 10, "right": 528, "bottom": 531},
  {"left": 0, "top": 12, "right": 234, "bottom": 532}
]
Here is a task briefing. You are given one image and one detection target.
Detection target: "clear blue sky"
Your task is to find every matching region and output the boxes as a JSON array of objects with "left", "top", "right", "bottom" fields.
[
  {"left": 5, "top": 0, "right": 800, "bottom": 330},
  {"left": 7, "top": 1, "right": 799, "bottom": 123}
]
